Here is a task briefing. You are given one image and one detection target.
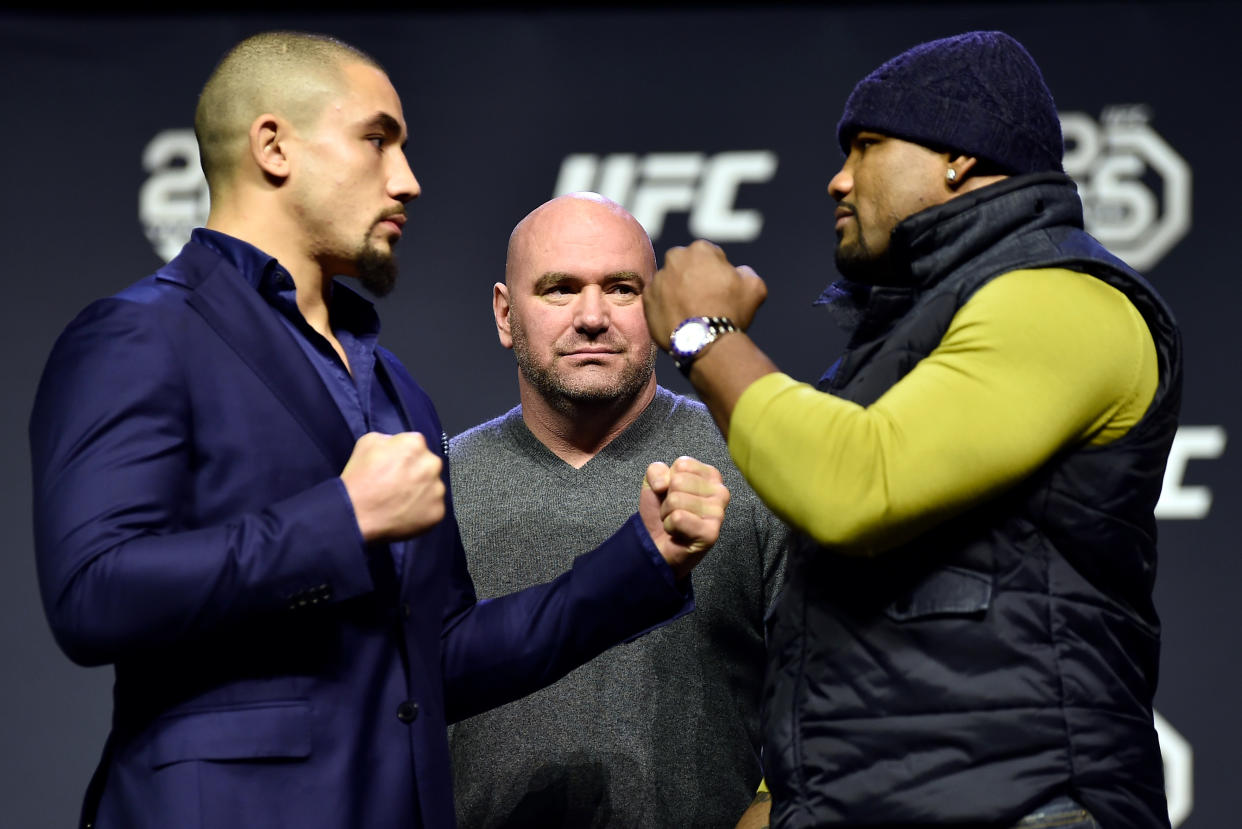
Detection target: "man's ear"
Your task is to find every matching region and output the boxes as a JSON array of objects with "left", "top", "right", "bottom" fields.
[
  {"left": 249, "top": 114, "right": 291, "bottom": 183},
  {"left": 945, "top": 154, "right": 980, "bottom": 190},
  {"left": 493, "top": 282, "right": 514, "bottom": 349}
]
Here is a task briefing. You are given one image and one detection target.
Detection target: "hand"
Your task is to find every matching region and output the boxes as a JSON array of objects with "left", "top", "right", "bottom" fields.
[
  {"left": 639, "top": 456, "right": 730, "bottom": 580},
  {"left": 733, "top": 789, "right": 773, "bottom": 829},
  {"left": 340, "top": 432, "right": 446, "bottom": 542},
  {"left": 644, "top": 239, "right": 768, "bottom": 350}
]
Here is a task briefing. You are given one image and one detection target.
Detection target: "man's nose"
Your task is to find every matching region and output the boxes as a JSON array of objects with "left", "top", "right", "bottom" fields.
[
  {"left": 390, "top": 151, "right": 421, "bottom": 203},
  {"left": 574, "top": 287, "right": 609, "bottom": 334},
  {"left": 827, "top": 166, "right": 852, "bottom": 202}
]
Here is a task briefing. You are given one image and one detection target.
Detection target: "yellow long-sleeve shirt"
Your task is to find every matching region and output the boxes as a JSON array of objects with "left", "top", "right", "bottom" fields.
[{"left": 727, "top": 268, "right": 1158, "bottom": 556}]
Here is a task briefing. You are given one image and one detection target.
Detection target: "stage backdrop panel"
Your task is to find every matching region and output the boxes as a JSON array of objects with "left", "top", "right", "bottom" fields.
[{"left": 1, "top": 6, "right": 1234, "bottom": 827}]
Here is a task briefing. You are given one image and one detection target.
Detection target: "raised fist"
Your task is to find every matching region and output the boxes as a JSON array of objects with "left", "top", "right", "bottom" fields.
[
  {"left": 341, "top": 431, "right": 446, "bottom": 541},
  {"left": 639, "top": 456, "right": 730, "bottom": 580}
]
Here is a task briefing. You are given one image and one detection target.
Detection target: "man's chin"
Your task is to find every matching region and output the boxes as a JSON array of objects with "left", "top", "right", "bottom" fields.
[
  {"left": 834, "top": 246, "right": 891, "bottom": 285},
  {"left": 555, "top": 371, "right": 627, "bottom": 401},
  {"left": 356, "top": 247, "right": 398, "bottom": 297},
  {"left": 542, "top": 369, "right": 645, "bottom": 408}
]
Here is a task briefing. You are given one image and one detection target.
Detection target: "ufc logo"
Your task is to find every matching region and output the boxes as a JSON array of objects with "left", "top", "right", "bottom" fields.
[
  {"left": 1155, "top": 426, "right": 1226, "bottom": 520},
  {"left": 553, "top": 151, "right": 778, "bottom": 242}
]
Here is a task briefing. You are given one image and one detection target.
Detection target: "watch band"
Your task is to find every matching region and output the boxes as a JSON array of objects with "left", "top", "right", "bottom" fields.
[{"left": 671, "top": 316, "right": 738, "bottom": 375}]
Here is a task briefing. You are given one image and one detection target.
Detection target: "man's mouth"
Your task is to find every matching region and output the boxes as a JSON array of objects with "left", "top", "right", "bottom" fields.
[
  {"left": 566, "top": 348, "right": 617, "bottom": 355},
  {"left": 834, "top": 205, "right": 855, "bottom": 231},
  {"left": 378, "top": 212, "right": 406, "bottom": 238},
  {"left": 561, "top": 346, "right": 621, "bottom": 358}
]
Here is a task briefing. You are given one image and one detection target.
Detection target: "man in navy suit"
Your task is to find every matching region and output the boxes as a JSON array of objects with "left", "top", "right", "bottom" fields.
[{"left": 29, "top": 31, "right": 729, "bottom": 829}]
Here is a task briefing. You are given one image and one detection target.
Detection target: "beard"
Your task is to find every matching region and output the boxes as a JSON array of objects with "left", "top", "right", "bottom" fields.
[
  {"left": 833, "top": 235, "right": 894, "bottom": 285},
  {"left": 511, "top": 314, "right": 657, "bottom": 415},
  {"left": 356, "top": 243, "right": 398, "bottom": 297}
]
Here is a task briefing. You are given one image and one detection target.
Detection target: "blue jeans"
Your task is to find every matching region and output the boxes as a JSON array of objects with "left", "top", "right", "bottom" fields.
[{"left": 1011, "top": 795, "right": 1100, "bottom": 828}]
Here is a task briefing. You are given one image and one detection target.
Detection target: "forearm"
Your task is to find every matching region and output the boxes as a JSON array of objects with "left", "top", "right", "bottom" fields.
[
  {"left": 725, "top": 270, "right": 1157, "bottom": 553},
  {"left": 682, "top": 331, "right": 780, "bottom": 438},
  {"left": 36, "top": 478, "right": 374, "bottom": 666},
  {"left": 439, "top": 513, "right": 692, "bottom": 722},
  {"left": 727, "top": 373, "right": 953, "bottom": 553}
]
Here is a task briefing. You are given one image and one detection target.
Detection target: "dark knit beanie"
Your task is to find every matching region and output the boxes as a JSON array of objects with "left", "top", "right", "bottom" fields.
[{"left": 837, "top": 31, "right": 1063, "bottom": 174}]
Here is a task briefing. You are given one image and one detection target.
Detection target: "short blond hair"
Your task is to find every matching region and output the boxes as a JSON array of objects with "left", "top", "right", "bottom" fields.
[{"left": 194, "top": 31, "right": 381, "bottom": 192}]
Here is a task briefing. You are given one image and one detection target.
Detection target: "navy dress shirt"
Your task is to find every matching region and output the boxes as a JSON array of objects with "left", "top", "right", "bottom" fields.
[{"left": 194, "top": 228, "right": 414, "bottom": 573}]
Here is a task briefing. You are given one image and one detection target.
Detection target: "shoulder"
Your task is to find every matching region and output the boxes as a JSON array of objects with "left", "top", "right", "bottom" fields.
[
  {"left": 69, "top": 241, "right": 216, "bottom": 326},
  {"left": 650, "top": 386, "right": 730, "bottom": 456},
  {"left": 48, "top": 270, "right": 190, "bottom": 372},
  {"left": 113, "top": 238, "right": 233, "bottom": 307},
  {"left": 449, "top": 406, "right": 523, "bottom": 460},
  {"left": 653, "top": 386, "right": 713, "bottom": 425},
  {"left": 658, "top": 386, "right": 711, "bottom": 421},
  {"left": 37, "top": 244, "right": 248, "bottom": 408},
  {"left": 969, "top": 268, "right": 1140, "bottom": 321},
  {"left": 447, "top": 407, "right": 529, "bottom": 496},
  {"left": 956, "top": 268, "right": 1152, "bottom": 361},
  {"left": 62, "top": 241, "right": 239, "bottom": 341},
  {"left": 650, "top": 386, "right": 777, "bottom": 510}
]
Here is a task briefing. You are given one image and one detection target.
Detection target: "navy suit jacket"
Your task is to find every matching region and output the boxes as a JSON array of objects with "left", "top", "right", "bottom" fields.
[{"left": 30, "top": 239, "right": 691, "bottom": 829}]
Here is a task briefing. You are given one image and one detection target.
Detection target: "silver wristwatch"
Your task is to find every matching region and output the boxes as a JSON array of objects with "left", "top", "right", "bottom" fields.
[{"left": 669, "top": 316, "right": 738, "bottom": 374}]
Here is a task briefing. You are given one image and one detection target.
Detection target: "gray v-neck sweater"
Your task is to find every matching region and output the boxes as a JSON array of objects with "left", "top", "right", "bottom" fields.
[{"left": 448, "top": 387, "right": 787, "bottom": 828}]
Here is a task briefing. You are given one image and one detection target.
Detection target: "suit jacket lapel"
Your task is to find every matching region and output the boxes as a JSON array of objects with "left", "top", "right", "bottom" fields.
[
  {"left": 172, "top": 245, "right": 357, "bottom": 472},
  {"left": 374, "top": 351, "right": 414, "bottom": 431}
]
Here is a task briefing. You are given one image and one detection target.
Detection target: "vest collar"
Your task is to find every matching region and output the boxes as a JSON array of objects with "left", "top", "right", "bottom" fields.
[{"left": 888, "top": 172, "right": 1083, "bottom": 290}]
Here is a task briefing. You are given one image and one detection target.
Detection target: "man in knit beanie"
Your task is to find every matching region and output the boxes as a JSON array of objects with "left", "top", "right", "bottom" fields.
[{"left": 644, "top": 31, "right": 1179, "bottom": 829}]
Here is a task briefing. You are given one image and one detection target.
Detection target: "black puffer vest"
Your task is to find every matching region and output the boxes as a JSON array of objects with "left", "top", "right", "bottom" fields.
[{"left": 764, "top": 174, "right": 1181, "bottom": 828}]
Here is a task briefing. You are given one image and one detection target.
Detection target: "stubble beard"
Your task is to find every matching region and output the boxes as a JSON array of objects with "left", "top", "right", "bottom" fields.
[
  {"left": 356, "top": 242, "right": 398, "bottom": 297},
  {"left": 833, "top": 232, "right": 894, "bottom": 285},
  {"left": 511, "top": 314, "right": 657, "bottom": 416}
]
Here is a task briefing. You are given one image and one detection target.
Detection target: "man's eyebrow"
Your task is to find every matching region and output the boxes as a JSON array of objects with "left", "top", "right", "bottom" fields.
[
  {"left": 365, "top": 112, "right": 406, "bottom": 145},
  {"left": 532, "top": 272, "right": 645, "bottom": 293},
  {"left": 533, "top": 272, "right": 574, "bottom": 293},
  {"left": 603, "top": 272, "right": 644, "bottom": 284}
]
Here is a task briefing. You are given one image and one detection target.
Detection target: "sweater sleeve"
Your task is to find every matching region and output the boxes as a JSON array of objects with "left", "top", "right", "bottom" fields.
[{"left": 726, "top": 268, "right": 1158, "bottom": 555}]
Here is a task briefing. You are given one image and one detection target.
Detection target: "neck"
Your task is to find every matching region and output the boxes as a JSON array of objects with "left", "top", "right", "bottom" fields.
[
  {"left": 206, "top": 207, "right": 333, "bottom": 335},
  {"left": 892, "top": 172, "right": 1073, "bottom": 289},
  {"left": 519, "top": 377, "right": 657, "bottom": 469}
]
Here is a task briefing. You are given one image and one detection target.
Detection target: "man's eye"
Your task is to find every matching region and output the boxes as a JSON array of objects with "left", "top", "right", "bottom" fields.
[
  {"left": 368, "top": 136, "right": 384, "bottom": 149},
  {"left": 610, "top": 284, "right": 639, "bottom": 295}
]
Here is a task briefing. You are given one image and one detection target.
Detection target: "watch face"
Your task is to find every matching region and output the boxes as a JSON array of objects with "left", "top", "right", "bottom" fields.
[{"left": 672, "top": 319, "right": 711, "bottom": 355}]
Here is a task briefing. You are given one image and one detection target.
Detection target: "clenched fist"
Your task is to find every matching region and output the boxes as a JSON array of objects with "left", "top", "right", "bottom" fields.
[
  {"left": 639, "top": 456, "right": 730, "bottom": 580},
  {"left": 644, "top": 240, "right": 768, "bottom": 350},
  {"left": 340, "top": 431, "right": 446, "bottom": 542}
]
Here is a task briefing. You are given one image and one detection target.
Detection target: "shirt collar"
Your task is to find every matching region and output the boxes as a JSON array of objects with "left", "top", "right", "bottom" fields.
[{"left": 191, "top": 227, "right": 381, "bottom": 338}]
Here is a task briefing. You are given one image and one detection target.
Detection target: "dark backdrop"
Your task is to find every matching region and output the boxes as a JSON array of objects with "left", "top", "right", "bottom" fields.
[{"left": 2, "top": 5, "right": 1232, "bottom": 827}]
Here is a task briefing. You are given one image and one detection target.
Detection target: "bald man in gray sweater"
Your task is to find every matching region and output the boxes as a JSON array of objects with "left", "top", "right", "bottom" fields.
[{"left": 448, "top": 193, "right": 787, "bottom": 828}]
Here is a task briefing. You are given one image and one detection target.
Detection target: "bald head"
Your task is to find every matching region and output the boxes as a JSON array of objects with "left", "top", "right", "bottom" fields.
[
  {"left": 194, "top": 31, "right": 382, "bottom": 194},
  {"left": 506, "top": 192, "right": 656, "bottom": 288},
  {"left": 495, "top": 192, "right": 659, "bottom": 420}
]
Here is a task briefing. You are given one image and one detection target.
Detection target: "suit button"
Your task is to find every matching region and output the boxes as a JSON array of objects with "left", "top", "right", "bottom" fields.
[
  {"left": 396, "top": 701, "right": 419, "bottom": 723},
  {"left": 401, "top": 602, "right": 412, "bottom": 619}
]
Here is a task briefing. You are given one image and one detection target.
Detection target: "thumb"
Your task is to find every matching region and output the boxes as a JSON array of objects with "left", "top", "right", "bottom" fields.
[
  {"left": 644, "top": 461, "right": 671, "bottom": 496},
  {"left": 639, "top": 462, "right": 671, "bottom": 543}
]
